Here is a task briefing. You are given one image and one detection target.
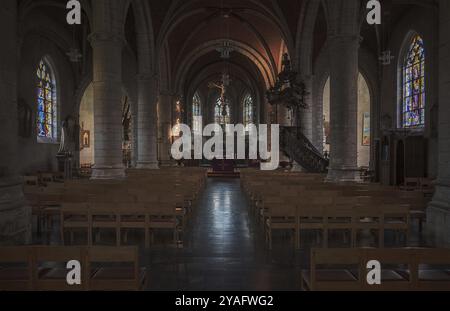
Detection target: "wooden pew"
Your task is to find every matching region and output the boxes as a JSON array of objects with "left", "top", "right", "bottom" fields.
[
  {"left": 242, "top": 171, "right": 420, "bottom": 250},
  {"left": 302, "top": 248, "right": 450, "bottom": 291},
  {"left": 34, "top": 246, "right": 86, "bottom": 291},
  {"left": 0, "top": 246, "right": 146, "bottom": 291},
  {"left": 61, "top": 203, "right": 91, "bottom": 245},
  {"left": 0, "top": 247, "right": 33, "bottom": 291},
  {"left": 88, "top": 246, "right": 146, "bottom": 291}
]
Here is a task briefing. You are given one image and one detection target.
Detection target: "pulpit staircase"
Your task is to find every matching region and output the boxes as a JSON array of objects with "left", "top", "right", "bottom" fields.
[{"left": 280, "top": 126, "right": 329, "bottom": 173}]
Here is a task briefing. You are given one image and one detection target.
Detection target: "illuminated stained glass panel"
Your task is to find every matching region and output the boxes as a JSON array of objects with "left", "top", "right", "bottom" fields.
[
  {"left": 402, "top": 35, "right": 425, "bottom": 128},
  {"left": 243, "top": 93, "right": 254, "bottom": 127},
  {"left": 37, "top": 60, "right": 57, "bottom": 139},
  {"left": 215, "top": 97, "right": 230, "bottom": 125},
  {"left": 192, "top": 92, "right": 202, "bottom": 133}
]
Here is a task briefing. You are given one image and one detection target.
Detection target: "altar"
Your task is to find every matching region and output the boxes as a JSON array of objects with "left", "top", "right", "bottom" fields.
[{"left": 208, "top": 159, "right": 240, "bottom": 178}]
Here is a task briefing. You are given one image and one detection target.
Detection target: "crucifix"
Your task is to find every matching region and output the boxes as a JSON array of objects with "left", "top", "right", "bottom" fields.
[
  {"left": 209, "top": 73, "right": 230, "bottom": 102},
  {"left": 209, "top": 73, "right": 231, "bottom": 117}
]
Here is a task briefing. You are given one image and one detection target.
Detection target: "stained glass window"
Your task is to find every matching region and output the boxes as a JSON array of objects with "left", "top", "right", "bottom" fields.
[
  {"left": 215, "top": 97, "right": 230, "bottom": 125},
  {"left": 36, "top": 59, "right": 57, "bottom": 140},
  {"left": 192, "top": 92, "right": 202, "bottom": 133},
  {"left": 243, "top": 93, "right": 254, "bottom": 127},
  {"left": 402, "top": 35, "right": 425, "bottom": 128}
]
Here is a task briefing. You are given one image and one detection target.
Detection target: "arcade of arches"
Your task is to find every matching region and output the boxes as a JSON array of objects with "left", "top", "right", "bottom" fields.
[{"left": 0, "top": 0, "right": 450, "bottom": 290}]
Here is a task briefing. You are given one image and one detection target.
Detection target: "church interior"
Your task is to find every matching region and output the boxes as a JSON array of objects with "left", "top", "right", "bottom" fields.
[{"left": 1, "top": 0, "right": 450, "bottom": 292}]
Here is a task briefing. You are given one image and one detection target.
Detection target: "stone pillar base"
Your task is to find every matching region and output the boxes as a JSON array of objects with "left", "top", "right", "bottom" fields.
[
  {"left": 136, "top": 162, "right": 160, "bottom": 170},
  {"left": 326, "top": 166, "right": 362, "bottom": 183},
  {"left": 91, "top": 166, "right": 126, "bottom": 180},
  {"left": 427, "top": 185, "right": 450, "bottom": 247},
  {"left": 0, "top": 178, "right": 31, "bottom": 245}
]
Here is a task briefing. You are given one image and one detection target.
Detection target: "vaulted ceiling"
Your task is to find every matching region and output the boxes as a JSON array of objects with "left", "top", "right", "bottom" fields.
[
  {"left": 18, "top": 0, "right": 439, "bottom": 101},
  {"left": 153, "top": 0, "right": 302, "bottom": 98}
]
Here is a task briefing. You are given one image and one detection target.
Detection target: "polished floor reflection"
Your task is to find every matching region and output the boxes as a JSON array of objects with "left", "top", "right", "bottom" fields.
[{"left": 144, "top": 178, "right": 304, "bottom": 291}]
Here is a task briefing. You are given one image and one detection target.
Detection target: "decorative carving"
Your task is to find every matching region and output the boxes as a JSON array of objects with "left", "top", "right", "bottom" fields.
[
  {"left": 267, "top": 53, "right": 308, "bottom": 111},
  {"left": 281, "top": 126, "right": 329, "bottom": 173}
]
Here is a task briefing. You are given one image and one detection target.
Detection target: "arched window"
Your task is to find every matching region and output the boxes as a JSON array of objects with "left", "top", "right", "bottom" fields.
[
  {"left": 215, "top": 97, "right": 230, "bottom": 125},
  {"left": 401, "top": 35, "right": 425, "bottom": 128},
  {"left": 243, "top": 93, "right": 254, "bottom": 127},
  {"left": 36, "top": 59, "right": 57, "bottom": 141},
  {"left": 192, "top": 92, "right": 202, "bottom": 132}
]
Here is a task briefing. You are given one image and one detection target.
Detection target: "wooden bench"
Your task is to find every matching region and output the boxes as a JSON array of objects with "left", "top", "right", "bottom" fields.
[
  {"left": 301, "top": 248, "right": 450, "bottom": 291},
  {"left": 242, "top": 174, "right": 421, "bottom": 250},
  {"left": 26, "top": 169, "right": 207, "bottom": 247},
  {"left": 263, "top": 200, "right": 410, "bottom": 250},
  {"left": 0, "top": 246, "right": 146, "bottom": 291},
  {"left": 61, "top": 203, "right": 182, "bottom": 248}
]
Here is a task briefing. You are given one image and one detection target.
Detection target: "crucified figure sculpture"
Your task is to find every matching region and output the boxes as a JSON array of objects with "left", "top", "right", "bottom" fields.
[
  {"left": 208, "top": 81, "right": 226, "bottom": 103},
  {"left": 208, "top": 73, "right": 231, "bottom": 103}
]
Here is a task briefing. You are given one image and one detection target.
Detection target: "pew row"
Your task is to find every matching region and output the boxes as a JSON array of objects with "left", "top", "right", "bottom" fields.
[
  {"left": 0, "top": 246, "right": 146, "bottom": 291},
  {"left": 301, "top": 248, "right": 450, "bottom": 291}
]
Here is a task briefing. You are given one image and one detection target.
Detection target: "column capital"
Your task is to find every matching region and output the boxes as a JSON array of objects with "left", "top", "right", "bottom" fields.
[
  {"left": 88, "top": 32, "right": 125, "bottom": 48},
  {"left": 136, "top": 72, "right": 159, "bottom": 85},
  {"left": 159, "top": 91, "right": 176, "bottom": 97},
  {"left": 327, "top": 33, "right": 361, "bottom": 44},
  {"left": 136, "top": 72, "right": 159, "bottom": 83}
]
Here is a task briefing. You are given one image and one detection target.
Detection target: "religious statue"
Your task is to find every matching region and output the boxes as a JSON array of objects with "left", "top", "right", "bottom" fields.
[
  {"left": 208, "top": 81, "right": 226, "bottom": 103},
  {"left": 57, "top": 116, "right": 75, "bottom": 179},
  {"left": 209, "top": 73, "right": 231, "bottom": 117},
  {"left": 58, "top": 120, "right": 68, "bottom": 154}
]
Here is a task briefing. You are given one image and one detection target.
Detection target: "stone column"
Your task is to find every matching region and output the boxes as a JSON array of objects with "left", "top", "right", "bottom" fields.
[
  {"left": 89, "top": 32, "right": 125, "bottom": 179},
  {"left": 301, "top": 75, "right": 314, "bottom": 141},
  {"left": 326, "top": 34, "right": 360, "bottom": 182},
  {"left": 136, "top": 75, "right": 159, "bottom": 169},
  {"left": 428, "top": 0, "right": 450, "bottom": 246},
  {"left": 158, "top": 94, "right": 173, "bottom": 165},
  {"left": 0, "top": 0, "right": 31, "bottom": 245}
]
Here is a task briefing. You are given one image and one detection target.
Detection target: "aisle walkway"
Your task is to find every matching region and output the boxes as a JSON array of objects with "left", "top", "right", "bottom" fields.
[{"left": 145, "top": 178, "right": 303, "bottom": 291}]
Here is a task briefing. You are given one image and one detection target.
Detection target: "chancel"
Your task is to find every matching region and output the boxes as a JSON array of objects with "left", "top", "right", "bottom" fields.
[{"left": 0, "top": 0, "right": 450, "bottom": 294}]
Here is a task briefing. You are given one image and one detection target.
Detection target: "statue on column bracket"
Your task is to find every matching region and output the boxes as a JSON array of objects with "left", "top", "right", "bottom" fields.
[{"left": 57, "top": 116, "right": 75, "bottom": 179}]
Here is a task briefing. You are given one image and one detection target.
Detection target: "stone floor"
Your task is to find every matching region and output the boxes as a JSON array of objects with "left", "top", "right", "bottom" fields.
[
  {"left": 144, "top": 178, "right": 305, "bottom": 291},
  {"left": 33, "top": 178, "right": 428, "bottom": 291}
]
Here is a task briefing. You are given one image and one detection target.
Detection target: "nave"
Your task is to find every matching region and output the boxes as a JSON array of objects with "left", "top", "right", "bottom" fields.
[
  {"left": 27, "top": 173, "right": 432, "bottom": 291},
  {"left": 32, "top": 177, "right": 304, "bottom": 291}
]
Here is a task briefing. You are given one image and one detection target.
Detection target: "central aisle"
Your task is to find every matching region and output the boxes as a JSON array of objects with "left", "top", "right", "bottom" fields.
[
  {"left": 190, "top": 178, "right": 254, "bottom": 256},
  {"left": 146, "top": 178, "right": 303, "bottom": 291}
]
